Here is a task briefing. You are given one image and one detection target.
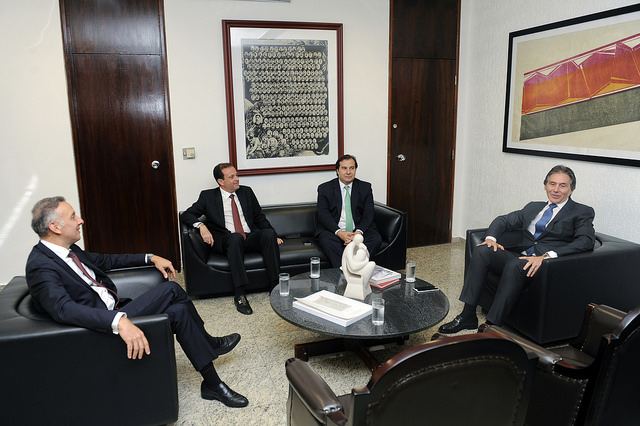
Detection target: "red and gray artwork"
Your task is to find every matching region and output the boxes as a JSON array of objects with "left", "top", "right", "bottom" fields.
[{"left": 521, "top": 33, "right": 640, "bottom": 140}]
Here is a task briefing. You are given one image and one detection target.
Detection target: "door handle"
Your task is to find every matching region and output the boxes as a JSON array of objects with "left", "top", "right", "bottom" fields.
[
  {"left": 397, "top": 154, "right": 406, "bottom": 162},
  {"left": 151, "top": 160, "right": 160, "bottom": 169}
]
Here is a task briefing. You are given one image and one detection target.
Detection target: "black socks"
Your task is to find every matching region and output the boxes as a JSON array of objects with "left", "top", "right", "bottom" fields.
[
  {"left": 461, "top": 303, "right": 477, "bottom": 320},
  {"left": 200, "top": 363, "right": 221, "bottom": 387}
]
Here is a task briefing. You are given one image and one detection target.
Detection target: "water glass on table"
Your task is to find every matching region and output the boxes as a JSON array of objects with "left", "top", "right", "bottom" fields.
[
  {"left": 405, "top": 260, "right": 417, "bottom": 283},
  {"left": 372, "top": 299, "right": 385, "bottom": 325},
  {"left": 309, "top": 256, "right": 321, "bottom": 278},
  {"left": 279, "top": 273, "right": 290, "bottom": 296}
]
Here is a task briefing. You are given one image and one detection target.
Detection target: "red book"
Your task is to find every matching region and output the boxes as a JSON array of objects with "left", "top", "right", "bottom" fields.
[{"left": 370, "top": 278, "right": 400, "bottom": 290}]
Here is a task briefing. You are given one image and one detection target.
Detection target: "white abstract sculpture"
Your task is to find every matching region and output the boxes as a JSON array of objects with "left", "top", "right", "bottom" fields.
[{"left": 342, "top": 234, "right": 375, "bottom": 301}]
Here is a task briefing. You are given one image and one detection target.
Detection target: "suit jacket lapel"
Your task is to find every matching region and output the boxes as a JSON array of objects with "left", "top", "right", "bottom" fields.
[
  {"left": 545, "top": 198, "right": 575, "bottom": 232},
  {"left": 236, "top": 187, "right": 251, "bottom": 222},
  {"left": 334, "top": 179, "right": 342, "bottom": 220},
  {"left": 36, "top": 243, "right": 95, "bottom": 292},
  {"left": 524, "top": 202, "right": 546, "bottom": 225},
  {"left": 212, "top": 187, "right": 226, "bottom": 227},
  {"left": 70, "top": 246, "right": 117, "bottom": 292}
]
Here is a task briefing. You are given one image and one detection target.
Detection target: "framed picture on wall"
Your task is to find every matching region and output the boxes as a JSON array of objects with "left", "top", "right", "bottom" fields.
[
  {"left": 222, "top": 20, "right": 344, "bottom": 175},
  {"left": 503, "top": 4, "right": 640, "bottom": 167}
]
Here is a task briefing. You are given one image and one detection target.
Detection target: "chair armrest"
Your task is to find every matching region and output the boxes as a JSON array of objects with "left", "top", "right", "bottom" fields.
[
  {"left": 480, "top": 324, "right": 562, "bottom": 369},
  {"left": 108, "top": 266, "right": 166, "bottom": 299},
  {"left": 0, "top": 313, "right": 178, "bottom": 426},
  {"left": 285, "top": 358, "right": 345, "bottom": 423},
  {"left": 574, "top": 304, "right": 626, "bottom": 357}
]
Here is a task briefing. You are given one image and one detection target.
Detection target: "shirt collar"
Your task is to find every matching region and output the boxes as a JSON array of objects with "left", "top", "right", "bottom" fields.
[
  {"left": 548, "top": 199, "right": 568, "bottom": 209},
  {"left": 220, "top": 187, "right": 235, "bottom": 198},
  {"left": 40, "top": 239, "right": 71, "bottom": 260}
]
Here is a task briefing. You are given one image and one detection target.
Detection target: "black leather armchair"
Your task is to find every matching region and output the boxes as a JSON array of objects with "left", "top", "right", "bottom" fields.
[
  {"left": 466, "top": 229, "right": 640, "bottom": 344},
  {"left": 481, "top": 303, "right": 640, "bottom": 425},
  {"left": 181, "top": 202, "right": 407, "bottom": 298},
  {"left": 0, "top": 267, "right": 178, "bottom": 426},
  {"left": 285, "top": 334, "right": 534, "bottom": 426}
]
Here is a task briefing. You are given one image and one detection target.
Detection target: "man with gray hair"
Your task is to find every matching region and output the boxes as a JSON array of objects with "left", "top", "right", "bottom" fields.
[
  {"left": 26, "top": 196, "right": 249, "bottom": 407},
  {"left": 439, "top": 165, "right": 596, "bottom": 334}
]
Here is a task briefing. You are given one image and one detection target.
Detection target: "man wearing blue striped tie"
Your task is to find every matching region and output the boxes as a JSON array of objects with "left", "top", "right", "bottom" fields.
[{"left": 439, "top": 165, "right": 596, "bottom": 334}]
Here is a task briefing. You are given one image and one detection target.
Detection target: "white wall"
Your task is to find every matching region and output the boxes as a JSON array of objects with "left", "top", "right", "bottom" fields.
[
  {"left": 0, "top": 1, "right": 80, "bottom": 284},
  {"left": 165, "top": 0, "right": 390, "bottom": 211},
  {"left": 454, "top": 0, "right": 640, "bottom": 243},
  {"left": 0, "top": 0, "right": 390, "bottom": 284}
]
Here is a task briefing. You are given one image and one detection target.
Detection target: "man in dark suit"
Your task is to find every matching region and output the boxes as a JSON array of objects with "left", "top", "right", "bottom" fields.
[
  {"left": 25, "top": 196, "right": 248, "bottom": 407},
  {"left": 439, "top": 165, "right": 596, "bottom": 334},
  {"left": 181, "top": 162, "right": 283, "bottom": 315},
  {"left": 316, "top": 154, "right": 382, "bottom": 268}
]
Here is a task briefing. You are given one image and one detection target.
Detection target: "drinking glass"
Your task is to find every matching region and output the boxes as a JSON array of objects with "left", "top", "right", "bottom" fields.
[
  {"left": 310, "top": 256, "right": 321, "bottom": 278},
  {"left": 405, "top": 260, "right": 417, "bottom": 283},
  {"left": 372, "top": 299, "right": 385, "bottom": 325},
  {"left": 279, "top": 273, "right": 290, "bottom": 296}
]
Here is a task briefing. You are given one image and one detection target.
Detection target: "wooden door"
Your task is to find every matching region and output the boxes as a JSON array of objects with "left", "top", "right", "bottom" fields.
[
  {"left": 388, "top": 0, "right": 459, "bottom": 247},
  {"left": 60, "top": 0, "right": 180, "bottom": 266}
]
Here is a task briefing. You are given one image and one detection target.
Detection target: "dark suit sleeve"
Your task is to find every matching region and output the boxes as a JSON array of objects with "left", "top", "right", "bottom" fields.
[
  {"left": 246, "top": 187, "right": 273, "bottom": 230},
  {"left": 181, "top": 190, "right": 208, "bottom": 227},
  {"left": 316, "top": 183, "right": 339, "bottom": 233},
  {"left": 486, "top": 202, "right": 535, "bottom": 239},
  {"left": 355, "top": 182, "right": 375, "bottom": 233},
  {"left": 548, "top": 205, "right": 596, "bottom": 256},
  {"left": 26, "top": 262, "right": 117, "bottom": 332},
  {"left": 82, "top": 251, "right": 146, "bottom": 272}
]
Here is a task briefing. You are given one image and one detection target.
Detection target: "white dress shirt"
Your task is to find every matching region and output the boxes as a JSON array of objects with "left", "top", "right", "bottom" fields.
[{"left": 219, "top": 188, "right": 251, "bottom": 233}]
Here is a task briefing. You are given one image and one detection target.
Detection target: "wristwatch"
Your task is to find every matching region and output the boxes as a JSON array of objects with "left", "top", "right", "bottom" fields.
[
  {"left": 145, "top": 253, "right": 155, "bottom": 264},
  {"left": 542, "top": 252, "right": 551, "bottom": 259}
]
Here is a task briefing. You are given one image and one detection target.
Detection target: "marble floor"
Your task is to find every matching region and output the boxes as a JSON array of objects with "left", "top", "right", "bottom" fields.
[{"left": 171, "top": 241, "right": 481, "bottom": 425}]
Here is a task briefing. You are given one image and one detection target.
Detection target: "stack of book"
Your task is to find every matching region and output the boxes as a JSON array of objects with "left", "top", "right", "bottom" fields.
[
  {"left": 369, "top": 265, "right": 401, "bottom": 289},
  {"left": 293, "top": 290, "right": 372, "bottom": 326}
]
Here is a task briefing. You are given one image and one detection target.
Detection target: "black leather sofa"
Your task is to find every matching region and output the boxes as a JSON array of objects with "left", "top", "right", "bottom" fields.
[
  {"left": 0, "top": 267, "right": 178, "bottom": 426},
  {"left": 180, "top": 202, "right": 407, "bottom": 298},
  {"left": 466, "top": 228, "right": 640, "bottom": 344}
]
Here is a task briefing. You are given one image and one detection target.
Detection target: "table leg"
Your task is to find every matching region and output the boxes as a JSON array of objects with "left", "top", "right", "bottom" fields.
[{"left": 294, "top": 336, "right": 409, "bottom": 371}]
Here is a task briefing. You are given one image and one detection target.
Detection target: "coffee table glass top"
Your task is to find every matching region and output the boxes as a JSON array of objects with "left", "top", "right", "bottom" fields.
[{"left": 270, "top": 268, "right": 449, "bottom": 339}]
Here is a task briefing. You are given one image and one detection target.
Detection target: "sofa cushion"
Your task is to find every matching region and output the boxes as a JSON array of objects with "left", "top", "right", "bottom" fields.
[
  {"left": 265, "top": 203, "right": 318, "bottom": 238},
  {"left": 205, "top": 238, "right": 326, "bottom": 272}
]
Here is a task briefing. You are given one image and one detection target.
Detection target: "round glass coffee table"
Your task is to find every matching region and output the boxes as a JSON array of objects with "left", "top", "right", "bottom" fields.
[{"left": 270, "top": 268, "right": 449, "bottom": 369}]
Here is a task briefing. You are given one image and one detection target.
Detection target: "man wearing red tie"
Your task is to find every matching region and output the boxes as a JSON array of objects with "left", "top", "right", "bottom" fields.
[
  {"left": 181, "top": 163, "right": 283, "bottom": 315},
  {"left": 439, "top": 165, "right": 596, "bottom": 334}
]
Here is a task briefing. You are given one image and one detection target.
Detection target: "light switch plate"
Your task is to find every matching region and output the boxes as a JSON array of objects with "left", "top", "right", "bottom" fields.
[{"left": 183, "top": 147, "right": 196, "bottom": 160}]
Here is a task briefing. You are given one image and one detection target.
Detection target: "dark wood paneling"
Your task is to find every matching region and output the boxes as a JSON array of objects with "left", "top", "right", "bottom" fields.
[
  {"left": 391, "top": 0, "right": 458, "bottom": 59},
  {"left": 60, "top": 0, "right": 180, "bottom": 266},
  {"left": 71, "top": 54, "right": 177, "bottom": 257},
  {"left": 64, "top": 0, "right": 161, "bottom": 54},
  {"left": 389, "top": 58, "right": 456, "bottom": 245}
]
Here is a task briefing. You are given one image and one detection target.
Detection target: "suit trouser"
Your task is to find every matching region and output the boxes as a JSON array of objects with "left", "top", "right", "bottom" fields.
[
  {"left": 120, "top": 281, "right": 217, "bottom": 371},
  {"left": 317, "top": 229, "right": 383, "bottom": 268},
  {"left": 215, "top": 229, "right": 280, "bottom": 295},
  {"left": 459, "top": 245, "right": 530, "bottom": 325}
]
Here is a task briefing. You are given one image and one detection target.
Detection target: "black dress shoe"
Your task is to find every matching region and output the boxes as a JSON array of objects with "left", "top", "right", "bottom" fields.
[
  {"left": 234, "top": 295, "right": 253, "bottom": 315},
  {"left": 201, "top": 381, "right": 249, "bottom": 407},
  {"left": 437, "top": 314, "right": 479, "bottom": 334},
  {"left": 210, "top": 333, "right": 241, "bottom": 356}
]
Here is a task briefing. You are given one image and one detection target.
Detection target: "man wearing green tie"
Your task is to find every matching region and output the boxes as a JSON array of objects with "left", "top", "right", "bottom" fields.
[{"left": 316, "top": 154, "right": 382, "bottom": 268}]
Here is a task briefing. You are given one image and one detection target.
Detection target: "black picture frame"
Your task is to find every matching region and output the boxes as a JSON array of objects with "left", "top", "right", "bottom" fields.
[{"left": 503, "top": 4, "right": 640, "bottom": 167}]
